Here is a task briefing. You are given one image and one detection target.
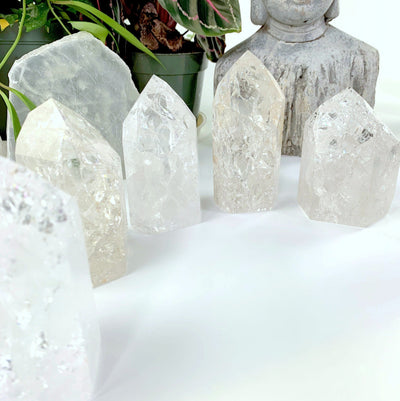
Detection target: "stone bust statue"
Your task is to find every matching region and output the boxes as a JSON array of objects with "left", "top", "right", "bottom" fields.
[{"left": 214, "top": 0, "right": 379, "bottom": 156}]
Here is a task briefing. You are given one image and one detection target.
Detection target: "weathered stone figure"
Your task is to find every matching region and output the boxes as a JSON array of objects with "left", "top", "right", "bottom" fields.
[{"left": 214, "top": 0, "right": 379, "bottom": 156}]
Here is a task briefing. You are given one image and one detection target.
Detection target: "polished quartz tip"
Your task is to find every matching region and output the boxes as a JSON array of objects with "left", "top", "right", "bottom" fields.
[
  {"left": 0, "top": 156, "right": 100, "bottom": 401},
  {"left": 298, "top": 88, "right": 400, "bottom": 227},
  {"left": 123, "top": 75, "right": 201, "bottom": 234},
  {"left": 213, "top": 50, "right": 285, "bottom": 213},
  {"left": 16, "top": 98, "right": 127, "bottom": 287}
]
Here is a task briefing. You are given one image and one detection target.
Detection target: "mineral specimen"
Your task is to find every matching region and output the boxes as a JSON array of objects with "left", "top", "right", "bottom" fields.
[
  {"left": 123, "top": 75, "right": 201, "bottom": 233},
  {"left": 0, "top": 139, "right": 5, "bottom": 157},
  {"left": 298, "top": 88, "right": 400, "bottom": 227},
  {"left": 0, "top": 156, "right": 100, "bottom": 401},
  {"left": 215, "top": 0, "right": 379, "bottom": 156},
  {"left": 213, "top": 51, "right": 285, "bottom": 213},
  {"left": 15, "top": 99, "right": 127, "bottom": 287},
  {"left": 7, "top": 32, "right": 138, "bottom": 173}
]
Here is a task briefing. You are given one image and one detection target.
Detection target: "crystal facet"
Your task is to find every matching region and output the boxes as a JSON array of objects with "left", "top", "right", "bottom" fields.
[
  {"left": 213, "top": 51, "right": 286, "bottom": 213},
  {"left": 0, "top": 140, "right": 5, "bottom": 157},
  {"left": 123, "top": 75, "right": 201, "bottom": 233},
  {"left": 16, "top": 99, "right": 127, "bottom": 287},
  {"left": 0, "top": 157, "right": 100, "bottom": 401},
  {"left": 7, "top": 32, "right": 138, "bottom": 173},
  {"left": 298, "top": 88, "right": 400, "bottom": 227}
]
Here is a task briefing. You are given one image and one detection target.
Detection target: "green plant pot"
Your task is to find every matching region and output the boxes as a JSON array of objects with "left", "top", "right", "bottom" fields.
[
  {"left": 130, "top": 51, "right": 208, "bottom": 116},
  {"left": 0, "top": 24, "right": 62, "bottom": 139}
]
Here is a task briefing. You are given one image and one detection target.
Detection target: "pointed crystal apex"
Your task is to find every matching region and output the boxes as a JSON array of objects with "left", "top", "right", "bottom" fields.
[
  {"left": 123, "top": 76, "right": 201, "bottom": 233},
  {"left": 298, "top": 88, "right": 400, "bottom": 227},
  {"left": 6, "top": 32, "right": 139, "bottom": 173},
  {"left": 213, "top": 51, "right": 286, "bottom": 213},
  {"left": 16, "top": 98, "right": 127, "bottom": 287},
  {"left": 0, "top": 156, "right": 100, "bottom": 401}
]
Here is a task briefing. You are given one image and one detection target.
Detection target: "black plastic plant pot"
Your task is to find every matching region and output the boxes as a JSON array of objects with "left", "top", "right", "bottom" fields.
[
  {"left": 0, "top": 24, "right": 62, "bottom": 140},
  {"left": 131, "top": 51, "right": 208, "bottom": 117}
]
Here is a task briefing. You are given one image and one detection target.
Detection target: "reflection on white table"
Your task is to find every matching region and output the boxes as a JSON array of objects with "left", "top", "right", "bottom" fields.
[{"left": 93, "top": 143, "right": 400, "bottom": 401}]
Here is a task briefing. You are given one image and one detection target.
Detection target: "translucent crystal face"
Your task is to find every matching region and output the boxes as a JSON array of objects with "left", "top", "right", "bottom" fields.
[
  {"left": 266, "top": 0, "right": 333, "bottom": 26},
  {"left": 213, "top": 51, "right": 285, "bottom": 213},
  {"left": 123, "top": 75, "right": 201, "bottom": 233},
  {"left": 0, "top": 157, "right": 100, "bottom": 401},
  {"left": 15, "top": 99, "right": 127, "bottom": 287},
  {"left": 7, "top": 32, "right": 138, "bottom": 174},
  {"left": 298, "top": 88, "right": 400, "bottom": 227}
]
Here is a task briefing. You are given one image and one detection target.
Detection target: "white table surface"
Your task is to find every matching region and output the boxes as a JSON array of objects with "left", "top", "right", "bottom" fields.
[{"left": 93, "top": 143, "right": 400, "bottom": 401}]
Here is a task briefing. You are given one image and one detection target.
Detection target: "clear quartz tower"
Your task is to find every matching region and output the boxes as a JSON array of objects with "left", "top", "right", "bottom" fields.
[
  {"left": 7, "top": 32, "right": 138, "bottom": 173},
  {"left": 213, "top": 51, "right": 285, "bottom": 213},
  {"left": 298, "top": 88, "right": 400, "bottom": 227},
  {"left": 0, "top": 157, "right": 100, "bottom": 401},
  {"left": 123, "top": 75, "right": 201, "bottom": 233},
  {"left": 16, "top": 99, "right": 127, "bottom": 287}
]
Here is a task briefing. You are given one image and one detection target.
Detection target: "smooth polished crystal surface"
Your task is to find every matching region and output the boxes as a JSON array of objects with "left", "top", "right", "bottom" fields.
[
  {"left": 213, "top": 51, "right": 285, "bottom": 213},
  {"left": 16, "top": 99, "right": 127, "bottom": 287},
  {"left": 0, "top": 157, "right": 100, "bottom": 401},
  {"left": 123, "top": 75, "right": 201, "bottom": 233},
  {"left": 7, "top": 32, "right": 138, "bottom": 172},
  {"left": 298, "top": 88, "right": 400, "bottom": 227},
  {"left": 0, "top": 140, "right": 5, "bottom": 157}
]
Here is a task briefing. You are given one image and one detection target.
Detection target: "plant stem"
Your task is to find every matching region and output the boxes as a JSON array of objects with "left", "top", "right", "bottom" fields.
[
  {"left": 0, "top": 0, "right": 27, "bottom": 71},
  {"left": 0, "top": 82, "right": 13, "bottom": 91},
  {"left": 47, "top": 0, "right": 72, "bottom": 35}
]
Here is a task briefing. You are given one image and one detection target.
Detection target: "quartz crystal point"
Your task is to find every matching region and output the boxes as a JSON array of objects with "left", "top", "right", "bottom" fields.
[
  {"left": 0, "top": 157, "right": 100, "bottom": 401},
  {"left": 7, "top": 32, "right": 138, "bottom": 172},
  {"left": 123, "top": 75, "right": 201, "bottom": 233},
  {"left": 15, "top": 99, "right": 127, "bottom": 287},
  {"left": 213, "top": 51, "right": 285, "bottom": 213},
  {"left": 298, "top": 88, "right": 400, "bottom": 227}
]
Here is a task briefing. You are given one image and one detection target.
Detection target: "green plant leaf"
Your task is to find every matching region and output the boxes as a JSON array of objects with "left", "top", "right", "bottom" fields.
[
  {"left": 69, "top": 6, "right": 120, "bottom": 52},
  {"left": 25, "top": 2, "right": 50, "bottom": 32},
  {"left": 3, "top": 85, "right": 36, "bottom": 111},
  {"left": 157, "top": 0, "right": 241, "bottom": 37},
  {"left": 196, "top": 34, "right": 226, "bottom": 62},
  {"left": 0, "top": 14, "right": 19, "bottom": 27},
  {"left": 51, "top": 1, "right": 160, "bottom": 63},
  {"left": 0, "top": 90, "right": 21, "bottom": 140},
  {"left": 69, "top": 21, "right": 108, "bottom": 42}
]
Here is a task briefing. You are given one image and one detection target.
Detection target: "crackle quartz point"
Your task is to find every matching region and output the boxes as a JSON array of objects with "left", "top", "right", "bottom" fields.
[
  {"left": 123, "top": 75, "right": 201, "bottom": 233},
  {"left": 213, "top": 51, "right": 285, "bottom": 213},
  {"left": 7, "top": 32, "right": 138, "bottom": 172},
  {"left": 298, "top": 88, "right": 400, "bottom": 227},
  {"left": 0, "top": 157, "right": 100, "bottom": 401},
  {"left": 15, "top": 99, "right": 127, "bottom": 287}
]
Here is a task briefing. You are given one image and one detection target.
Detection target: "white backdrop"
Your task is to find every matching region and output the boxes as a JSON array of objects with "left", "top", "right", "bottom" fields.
[{"left": 93, "top": 3, "right": 400, "bottom": 401}]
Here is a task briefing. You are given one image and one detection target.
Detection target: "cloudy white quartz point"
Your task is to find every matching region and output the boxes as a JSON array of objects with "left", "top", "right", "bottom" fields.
[{"left": 123, "top": 75, "right": 201, "bottom": 233}]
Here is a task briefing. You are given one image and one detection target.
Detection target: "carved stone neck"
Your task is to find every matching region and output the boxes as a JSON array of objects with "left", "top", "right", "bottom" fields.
[{"left": 266, "top": 17, "right": 328, "bottom": 43}]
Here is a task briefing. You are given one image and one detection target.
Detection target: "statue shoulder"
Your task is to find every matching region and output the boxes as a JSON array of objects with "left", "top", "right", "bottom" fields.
[{"left": 324, "top": 26, "right": 379, "bottom": 60}]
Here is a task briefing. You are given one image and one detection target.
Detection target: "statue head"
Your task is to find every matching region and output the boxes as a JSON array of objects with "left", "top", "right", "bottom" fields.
[{"left": 251, "top": 0, "right": 339, "bottom": 27}]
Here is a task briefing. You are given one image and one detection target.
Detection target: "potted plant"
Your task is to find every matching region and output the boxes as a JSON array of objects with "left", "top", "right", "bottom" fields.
[
  {"left": 0, "top": 0, "right": 158, "bottom": 140},
  {"left": 102, "top": 0, "right": 241, "bottom": 116},
  {"left": 0, "top": 0, "right": 64, "bottom": 137}
]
